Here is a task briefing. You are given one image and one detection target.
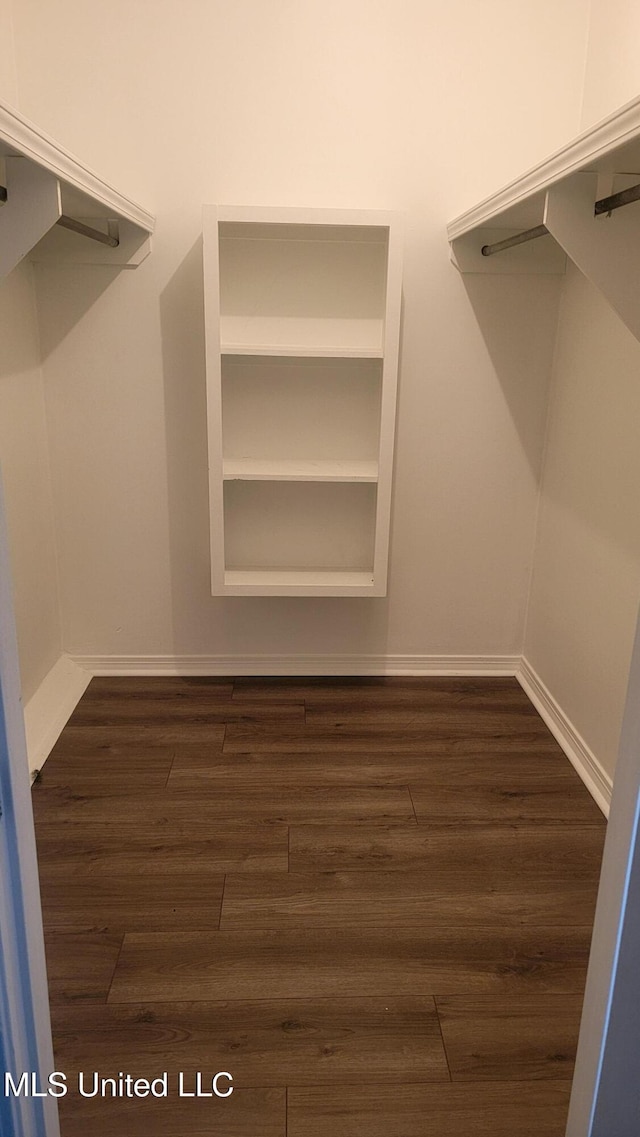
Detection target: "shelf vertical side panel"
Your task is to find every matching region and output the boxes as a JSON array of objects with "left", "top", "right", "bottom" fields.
[
  {"left": 545, "top": 171, "right": 640, "bottom": 342},
  {"left": 202, "top": 205, "right": 226, "bottom": 594},
  {"left": 373, "top": 216, "right": 403, "bottom": 596},
  {"left": 0, "top": 157, "right": 61, "bottom": 279}
]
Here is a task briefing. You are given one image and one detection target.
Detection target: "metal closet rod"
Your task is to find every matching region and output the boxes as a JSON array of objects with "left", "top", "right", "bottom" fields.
[
  {"left": 480, "top": 180, "right": 640, "bottom": 256},
  {"left": 0, "top": 183, "right": 119, "bottom": 247}
]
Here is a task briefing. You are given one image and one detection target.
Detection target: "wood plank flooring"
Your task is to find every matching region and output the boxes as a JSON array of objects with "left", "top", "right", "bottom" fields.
[{"left": 31, "top": 676, "right": 606, "bottom": 1137}]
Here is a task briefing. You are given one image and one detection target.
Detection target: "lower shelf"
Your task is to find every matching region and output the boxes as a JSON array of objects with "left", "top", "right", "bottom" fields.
[
  {"left": 223, "top": 569, "right": 377, "bottom": 596},
  {"left": 223, "top": 458, "right": 378, "bottom": 482}
]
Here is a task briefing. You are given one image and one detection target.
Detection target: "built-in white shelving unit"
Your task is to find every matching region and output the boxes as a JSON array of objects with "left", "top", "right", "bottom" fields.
[
  {"left": 448, "top": 95, "right": 640, "bottom": 342},
  {"left": 0, "top": 98, "right": 154, "bottom": 278},
  {"left": 203, "top": 205, "right": 403, "bottom": 597}
]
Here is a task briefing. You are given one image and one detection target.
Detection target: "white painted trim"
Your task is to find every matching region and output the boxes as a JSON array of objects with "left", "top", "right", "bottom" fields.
[
  {"left": 566, "top": 608, "right": 640, "bottom": 1135},
  {"left": 0, "top": 97, "right": 155, "bottom": 231},
  {"left": 71, "top": 652, "right": 521, "bottom": 678},
  {"left": 23, "top": 654, "right": 90, "bottom": 778},
  {"left": 447, "top": 92, "right": 640, "bottom": 239},
  {"left": 0, "top": 476, "right": 60, "bottom": 1137},
  {"left": 517, "top": 657, "right": 612, "bottom": 816}
]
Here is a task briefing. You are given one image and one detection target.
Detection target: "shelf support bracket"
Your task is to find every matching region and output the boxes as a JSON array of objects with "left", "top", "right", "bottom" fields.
[
  {"left": 0, "top": 157, "right": 61, "bottom": 279},
  {"left": 544, "top": 171, "right": 640, "bottom": 341},
  {"left": 478, "top": 179, "right": 640, "bottom": 259},
  {"left": 1, "top": 182, "right": 120, "bottom": 249}
]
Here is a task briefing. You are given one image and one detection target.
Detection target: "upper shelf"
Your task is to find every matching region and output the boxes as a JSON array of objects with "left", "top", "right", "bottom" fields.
[
  {"left": 447, "top": 96, "right": 640, "bottom": 341},
  {"left": 220, "top": 316, "right": 384, "bottom": 358},
  {"left": 448, "top": 94, "right": 640, "bottom": 241},
  {"left": 0, "top": 98, "right": 154, "bottom": 277}
]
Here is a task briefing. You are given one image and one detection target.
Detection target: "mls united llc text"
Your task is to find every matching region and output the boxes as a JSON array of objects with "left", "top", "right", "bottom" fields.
[{"left": 4, "top": 1071, "right": 234, "bottom": 1099}]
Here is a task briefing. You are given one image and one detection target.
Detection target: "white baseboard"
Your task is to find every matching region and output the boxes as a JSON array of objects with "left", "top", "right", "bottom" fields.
[
  {"left": 24, "top": 653, "right": 91, "bottom": 779},
  {"left": 517, "top": 657, "right": 612, "bottom": 817},
  {"left": 71, "top": 652, "right": 521, "bottom": 677}
]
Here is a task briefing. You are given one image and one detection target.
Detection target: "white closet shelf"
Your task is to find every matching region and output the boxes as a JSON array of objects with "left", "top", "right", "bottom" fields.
[
  {"left": 220, "top": 316, "right": 384, "bottom": 358},
  {"left": 0, "top": 98, "right": 154, "bottom": 276},
  {"left": 447, "top": 95, "right": 640, "bottom": 342},
  {"left": 223, "top": 458, "right": 378, "bottom": 482},
  {"left": 224, "top": 569, "right": 376, "bottom": 596},
  {"left": 221, "top": 345, "right": 384, "bottom": 359},
  {"left": 448, "top": 94, "right": 640, "bottom": 241}
]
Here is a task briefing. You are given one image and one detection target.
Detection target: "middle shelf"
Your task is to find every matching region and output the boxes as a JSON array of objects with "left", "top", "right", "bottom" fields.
[
  {"left": 223, "top": 458, "right": 379, "bottom": 482},
  {"left": 220, "top": 317, "right": 384, "bottom": 357},
  {"left": 221, "top": 354, "right": 382, "bottom": 467}
]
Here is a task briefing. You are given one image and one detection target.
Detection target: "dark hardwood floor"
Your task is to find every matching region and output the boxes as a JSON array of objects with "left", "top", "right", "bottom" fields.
[{"left": 31, "top": 676, "right": 606, "bottom": 1136}]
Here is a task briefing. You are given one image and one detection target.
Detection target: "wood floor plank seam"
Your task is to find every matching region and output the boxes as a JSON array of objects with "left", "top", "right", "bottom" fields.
[
  {"left": 47, "top": 921, "right": 598, "bottom": 930},
  {"left": 106, "top": 989, "right": 591, "bottom": 1004},
  {"left": 61, "top": 991, "right": 549, "bottom": 1006},
  {"left": 284, "top": 1077, "right": 574, "bottom": 1087}
]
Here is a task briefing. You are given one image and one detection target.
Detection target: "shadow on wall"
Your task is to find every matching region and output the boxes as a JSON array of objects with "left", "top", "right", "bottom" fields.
[
  {"left": 158, "top": 238, "right": 393, "bottom": 663},
  {"left": 459, "top": 271, "right": 565, "bottom": 479},
  {"left": 0, "top": 260, "right": 118, "bottom": 378},
  {"left": 32, "top": 264, "right": 119, "bottom": 361},
  {"left": 461, "top": 258, "right": 640, "bottom": 568},
  {"left": 526, "top": 263, "right": 640, "bottom": 568},
  {"left": 0, "top": 266, "right": 40, "bottom": 379}
]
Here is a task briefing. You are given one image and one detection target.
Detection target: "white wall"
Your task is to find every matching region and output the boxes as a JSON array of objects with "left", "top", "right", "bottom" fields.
[
  {"left": 523, "top": 5, "right": 640, "bottom": 786},
  {"left": 0, "top": 0, "right": 18, "bottom": 106},
  {"left": 581, "top": 0, "right": 640, "bottom": 127},
  {"left": 525, "top": 265, "right": 640, "bottom": 780},
  {"left": 7, "top": 0, "right": 589, "bottom": 666},
  {"left": 0, "top": 264, "right": 62, "bottom": 703}
]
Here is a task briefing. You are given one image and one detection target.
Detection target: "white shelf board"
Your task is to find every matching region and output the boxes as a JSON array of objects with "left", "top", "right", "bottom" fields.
[
  {"left": 223, "top": 458, "right": 378, "bottom": 482},
  {"left": 223, "top": 569, "right": 376, "bottom": 596},
  {"left": 447, "top": 93, "right": 640, "bottom": 240},
  {"left": 0, "top": 98, "right": 154, "bottom": 269},
  {"left": 0, "top": 98, "right": 154, "bottom": 232},
  {"left": 220, "top": 315, "right": 384, "bottom": 358},
  {"left": 217, "top": 204, "right": 396, "bottom": 232},
  {"left": 221, "top": 345, "right": 383, "bottom": 359},
  {"left": 221, "top": 343, "right": 386, "bottom": 357}
]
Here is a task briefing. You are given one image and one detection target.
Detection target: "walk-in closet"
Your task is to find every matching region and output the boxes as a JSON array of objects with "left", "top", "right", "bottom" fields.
[{"left": 1, "top": 3, "right": 640, "bottom": 1135}]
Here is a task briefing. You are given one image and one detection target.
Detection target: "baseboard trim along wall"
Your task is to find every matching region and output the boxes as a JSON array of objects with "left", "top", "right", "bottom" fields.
[
  {"left": 517, "top": 657, "right": 613, "bottom": 817},
  {"left": 72, "top": 653, "right": 521, "bottom": 677},
  {"left": 27, "top": 651, "right": 613, "bottom": 817},
  {"left": 24, "top": 653, "right": 91, "bottom": 780}
]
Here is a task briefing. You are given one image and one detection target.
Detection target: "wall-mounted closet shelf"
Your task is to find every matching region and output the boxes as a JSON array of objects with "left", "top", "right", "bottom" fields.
[
  {"left": 220, "top": 319, "right": 384, "bottom": 358},
  {"left": 447, "top": 94, "right": 640, "bottom": 340},
  {"left": 223, "top": 570, "right": 376, "bottom": 596},
  {"left": 203, "top": 204, "right": 403, "bottom": 597},
  {"left": 0, "top": 99, "right": 154, "bottom": 278}
]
